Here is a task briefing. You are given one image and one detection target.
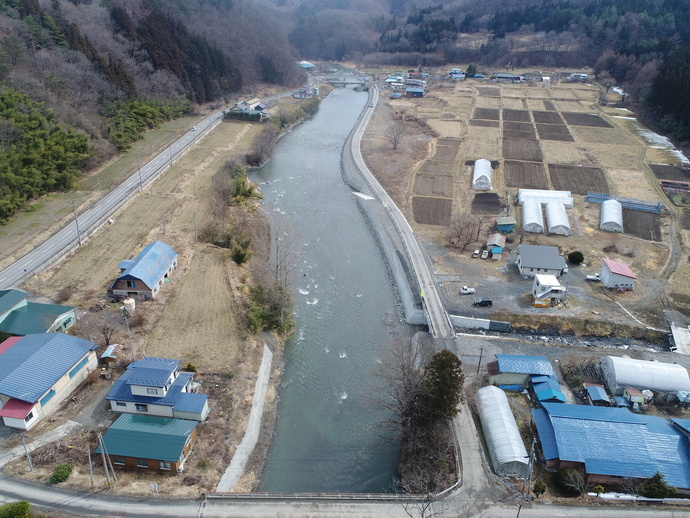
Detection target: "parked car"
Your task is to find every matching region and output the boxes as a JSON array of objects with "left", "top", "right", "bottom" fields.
[
  {"left": 586, "top": 273, "right": 601, "bottom": 281},
  {"left": 472, "top": 250, "right": 480, "bottom": 258},
  {"left": 460, "top": 286, "right": 476, "bottom": 295},
  {"left": 473, "top": 298, "right": 493, "bottom": 307},
  {"left": 369, "top": 102, "right": 375, "bottom": 108},
  {"left": 481, "top": 250, "right": 489, "bottom": 259}
]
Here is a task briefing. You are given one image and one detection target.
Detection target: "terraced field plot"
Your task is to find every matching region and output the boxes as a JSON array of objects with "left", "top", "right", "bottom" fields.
[
  {"left": 470, "top": 119, "right": 500, "bottom": 128},
  {"left": 562, "top": 112, "right": 613, "bottom": 127},
  {"left": 432, "top": 145, "right": 460, "bottom": 161},
  {"left": 413, "top": 174, "right": 454, "bottom": 197},
  {"left": 536, "top": 124, "right": 574, "bottom": 141},
  {"left": 504, "top": 161, "right": 549, "bottom": 189},
  {"left": 548, "top": 164, "right": 609, "bottom": 195},
  {"left": 623, "top": 209, "right": 662, "bottom": 241},
  {"left": 438, "top": 138, "right": 462, "bottom": 148},
  {"left": 503, "top": 138, "right": 543, "bottom": 161},
  {"left": 474, "top": 108, "right": 500, "bottom": 120},
  {"left": 420, "top": 160, "right": 454, "bottom": 174},
  {"left": 477, "top": 87, "right": 500, "bottom": 97},
  {"left": 471, "top": 193, "right": 503, "bottom": 215},
  {"left": 542, "top": 100, "right": 557, "bottom": 110},
  {"left": 503, "top": 109, "right": 532, "bottom": 122},
  {"left": 532, "top": 111, "right": 564, "bottom": 124},
  {"left": 412, "top": 196, "right": 452, "bottom": 225},
  {"left": 650, "top": 164, "right": 690, "bottom": 182},
  {"left": 503, "top": 121, "right": 535, "bottom": 139}
]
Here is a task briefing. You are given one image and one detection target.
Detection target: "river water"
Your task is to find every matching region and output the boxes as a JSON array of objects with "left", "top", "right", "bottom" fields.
[{"left": 255, "top": 88, "right": 401, "bottom": 493}]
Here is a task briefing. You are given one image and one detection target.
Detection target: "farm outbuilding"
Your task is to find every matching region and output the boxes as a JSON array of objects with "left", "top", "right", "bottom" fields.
[
  {"left": 518, "top": 189, "right": 573, "bottom": 208},
  {"left": 600, "top": 199, "right": 623, "bottom": 233},
  {"left": 476, "top": 386, "right": 530, "bottom": 477},
  {"left": 472, "top": 159, "right": 493, "bottom": 190},
  {"left": 515, "top": 245, "right": 568, "bottom": 278},
  {"left": 545, "top": 202, "right": 571, "bottom": 236},
  {"left": 601, "top": 356, "right": 690, "bottom": 396},
  {"left": 521, "top": 200, "right": 544, "bottom": 233},
  {"left": 600, "top": 258, "right": 636, "bottom": 291}
]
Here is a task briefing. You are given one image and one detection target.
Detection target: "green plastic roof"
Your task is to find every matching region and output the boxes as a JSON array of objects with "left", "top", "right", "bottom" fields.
[
  {"left": 98, "top": 414, "right": 197, "bottom": 462},
  {"left": 0, "top": 302, "right": 75, "bottom": 335}
]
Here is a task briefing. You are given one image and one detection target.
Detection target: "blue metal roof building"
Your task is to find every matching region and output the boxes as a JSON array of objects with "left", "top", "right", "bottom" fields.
[
  {"left": 110, "top": 242, "right": 177, "bottom": 300},
  {"left": 533, "top": 403, "right": 690, "bottom": 489}
]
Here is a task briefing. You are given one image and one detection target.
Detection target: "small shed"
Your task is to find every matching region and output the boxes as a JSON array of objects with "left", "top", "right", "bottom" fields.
[
  {"left": 521, "top": 200, "right": 544, "bottom": 234},
  {"left": 476, "top": 386, "right": 530, "bottom": 477},
  {"left": 600, "top": 199, "right": 623, "bottom": 233},
  {"left": 545, "top": 202, "right": 571, "bottom": 236},
  {"left": 600, "top": 259, "right": 636, "bottom": 291},
  {"left": 472, "top": 159, "right": 493, "bottom": 190},
  {"left": 405, "top": 87, "right": 425, "bottom": 98},
  {"left": 101, "top": 344, "right": 123, "bottom": 368},
  {"left": 585, "top": 384, "right": 610, "bottom": 406},
  {"left": 624, "top": 386, "right": 645, "bottom": 404},
  {"left": 495, "top": 216, "right": 517, "bottom": 233},
  {"left": 486, "top": 234, "right": 506, "bottom": 256}
]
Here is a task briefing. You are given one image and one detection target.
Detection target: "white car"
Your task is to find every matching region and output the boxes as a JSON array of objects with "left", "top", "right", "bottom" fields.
[
  {"left": 460, "top": 286, "right": 476, "bottom": 295},
  {"left": 481, "top": 250, "right": 489, "bottom": 259},
  {"left": 472, "top": 250, "right": 480, "bottom": 258}
]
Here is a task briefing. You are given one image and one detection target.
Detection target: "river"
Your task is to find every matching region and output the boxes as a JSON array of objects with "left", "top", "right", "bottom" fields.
[{"left": 255, "top": 87, "right": 402, "bottom": 493}]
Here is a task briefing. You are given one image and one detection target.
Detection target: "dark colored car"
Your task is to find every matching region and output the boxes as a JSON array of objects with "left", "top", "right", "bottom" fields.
[{"left": 473, "top": 299, "right": 493, "bottom": 307}]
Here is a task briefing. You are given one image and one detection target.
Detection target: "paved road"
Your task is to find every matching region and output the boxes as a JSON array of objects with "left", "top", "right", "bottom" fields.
[
  {"left": 349, "top": 86, "right": 455, "bottom": 340},
  {"left": 0, "top": 114, "right": 222, "bottom": 290}
]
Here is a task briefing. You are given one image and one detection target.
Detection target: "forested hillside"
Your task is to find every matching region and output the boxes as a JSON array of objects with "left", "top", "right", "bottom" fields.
[{"left": 0, "top": 0, "right": 303, "bottom": 222}]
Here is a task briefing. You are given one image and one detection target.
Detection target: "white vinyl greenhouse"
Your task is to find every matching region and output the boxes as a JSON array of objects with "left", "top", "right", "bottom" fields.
[
  {"left": 522, "top": 199, "right": 544, "bottom": 233},
  {"left": 546, "top": 202, "right": 571, "bottom": 236},
  {"left": 472, "top": 159, "right": 492, "bottom": 190},
  {"left": 600, "top": 199, "right": 623, "bottom": 233},
  {"left": 476, "top": 386, "right": 529, "bottom": 477},
  {"left": 518, "top": 189, "right": 574, "bottom": 208},
  {"left": 601, "top": 356, "right": 690, "bottom": 396}
]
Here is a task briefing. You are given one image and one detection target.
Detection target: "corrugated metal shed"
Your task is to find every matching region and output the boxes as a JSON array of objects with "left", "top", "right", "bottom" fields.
[
  {"left": 533, "top": 403, "right": 690, "bottom": 489},
  {"left": 477, "top": 386, "right": 529, "bottom": 477},
  {"left": 600, "top": 199, "right": 623, "bottom": 233},
  {"left": 586, "top": 385, "right": 609, "bottom": 404},
  {"left": 522, "top": 199, "right": 544, "bottom": 233},
  {"left": 472, "top": 159, "right": 492, "bottom": 190},
  {"left": 97, "top": 414, "right": 197, "bottom": 462},
  {"left": 602, "top": 356, "right": 690, "bottom": 395},
  {"left": 117, "top": 242, "right": 177, "bottom": 290},
  {"left": 496, "top": 354, "right": 556, "bottom": 376},
  {"left": 0, "top": 334, "right": 97, "bottom": 403},
  {"left": 545, "top": 202, "right": 571, "bottom": 236}
]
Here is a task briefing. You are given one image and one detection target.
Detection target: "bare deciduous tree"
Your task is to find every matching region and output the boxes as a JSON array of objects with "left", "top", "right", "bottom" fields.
[{"left": 385, "top": 121, "right": 406, "bottom": 150}]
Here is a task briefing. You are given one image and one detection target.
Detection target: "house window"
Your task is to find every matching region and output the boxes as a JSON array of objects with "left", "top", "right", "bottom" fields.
[
  {"left": 135, "top": 404, "right": 148, "bottom": 412},
  {"left": 160, "top": 461, "right": 171, "bottom": 470},
  {"left": 147, "top": 388, "right": 158, "bottom": 395},
  {"left": 113, "top": 456, "right": 125, "bottom": 465},
  {"left": 40, "top": 389, "right": 56, "bottom": 407},
  {"left": 127, "top": 280, "right": 136, "bottom": 288},
  {"left": 24, "top": 412, "right": 33, "bottom": 423},
  {"left": 68, "top": 356, "right": 90, "bottom": 379},
  {"left": 116, "top": 402, "right": 127, "bottom": 407},
  {"left": 136, "top": 458, "right": 149, "bottom": 468}
]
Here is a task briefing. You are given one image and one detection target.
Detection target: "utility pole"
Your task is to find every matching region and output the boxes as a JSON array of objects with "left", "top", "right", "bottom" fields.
[
  {"left": 121, "top": 306, "right": 134, "bottom": 362},
  {"left": 20, "top": 433, "right": 33, "bottom": 471},
  {"left": 98, "top": 433, "right": 111, "bottom": 486},
  {"left": 87, "top": 448, "right": 94, "bottom": 486},
  {"left": 71, "top": 200, "right": 82, "bottom": 247}
]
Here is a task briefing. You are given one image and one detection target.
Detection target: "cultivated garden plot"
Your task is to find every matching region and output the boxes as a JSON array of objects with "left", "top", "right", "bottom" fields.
[
  {"left": 503, "top": 138, "right": 543, "bottom": 161},
  {"left": 471, "top": 192, "right": 503, "bottom": 215},
  {"left": 476, "top": 87, "right": 500, "bottom": 97},
  {"left": 412, "top": 196, "right": 452, "bottom": 225},
  {"left": 532, "top": 111, "right": 565, "bottom": 124},
  {"left": 562, "top": 112, "right": 614, "bottom": 127},
  {"left": 471, "top": 119, "right": 500, "bottom": 128},
  {"left": 432, "top": 145, "right": 460, "bottom": 162},
  {"left": 622, "top": 209, "right": 662, "bottom": 242},
  {"left": 420, "top": 160, "right": 455, "bottom": 175},
  {"left": 542, "top": 100, "right": 557, "bottom": 111},
  {"left": 504, "top": 160, "right": 550, "bottom": 189},
  {"left": 536, "top": 124, "right": 575, "bottom": 142},
  {"left": 413, "top": 174, "right": 454, "bottom": 197},
  {"left": 474, "top": 107, "right": 501, "bottom": 120},
  {"left": 650, "top": 164, "right": 690, "bottom": 182},
  {"left": 503, "top": 121, "right": 536, "bottom": 140},
  {"left": 502, "top": 109, "right": 532, "bottom": 122},
  {"left": 438, "top": 138, "right": 462, "bottom": 148},
  {"left": 548, "top": 164, "right": 610, "bottom": 195}
]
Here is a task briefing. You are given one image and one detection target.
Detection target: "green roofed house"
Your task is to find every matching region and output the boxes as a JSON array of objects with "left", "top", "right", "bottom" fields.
[
  {"left": 0, "top": 289, "right": 76, "bottom": 336},
  {"left": 96, "top": 414, "right": 198, "bottom": 473}
]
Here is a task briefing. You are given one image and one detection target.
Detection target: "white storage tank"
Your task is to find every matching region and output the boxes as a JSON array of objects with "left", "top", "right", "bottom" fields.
[
  {"left": 123, "top": 297, "right": 136, "bottom": 316},
  {"left": 472, "top": 159, "right": 492, "bottom": 190},
  {"left": 546, "top": 202, "right": 571, "bottom": 236},
  {"left": 522, "top": 199, "right": 544, "bottom": 233},
  {"left": 600, "top": 199, "right": 623, "bottom": 233}
]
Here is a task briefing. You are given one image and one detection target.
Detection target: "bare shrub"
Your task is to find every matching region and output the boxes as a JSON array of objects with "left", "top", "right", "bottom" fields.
[{"left": 55, "top": 286, "right": 74, "bottom": 303}]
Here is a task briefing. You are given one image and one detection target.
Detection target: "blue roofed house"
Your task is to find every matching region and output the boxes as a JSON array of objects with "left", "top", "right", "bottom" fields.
[
  {"left": 533, "top": 403, "right": 690, "bottom": 491},
  {"left": 106, "top": 357, "right": 210, "bottom": 422},
  {"left": 0, "top": 334, "right": 98, "bottom": 430},
  {"left": 0, "top": 289, "right": 76, "bottom": 336},
  {"left": 110, "top": 242, "right": 177, "bottom": 300},
  {"left": 487, "top": 354, "right": 566, "bottom": 404}
]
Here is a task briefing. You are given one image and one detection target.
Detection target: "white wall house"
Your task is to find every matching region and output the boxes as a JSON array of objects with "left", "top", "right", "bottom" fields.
[
  {"left": 600, "top": 258, "right": 636, "bottom": 291},
  {"left": 532, "top": 274, "right": 566, "bottom": 307},
  {"left": 516, "top": 245, "right": 568, "bottom": 278}
]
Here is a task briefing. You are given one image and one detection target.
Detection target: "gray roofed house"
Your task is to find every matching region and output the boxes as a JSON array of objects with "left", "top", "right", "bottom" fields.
[
  {"left": 515, "top": 244, "right": 568, "bottom": 278},
  {"left": 0, "top": 333, "right": 98, "bottom": 430},
  {"left": 110, "top": 242, "right": 178, "bottom": 300}
]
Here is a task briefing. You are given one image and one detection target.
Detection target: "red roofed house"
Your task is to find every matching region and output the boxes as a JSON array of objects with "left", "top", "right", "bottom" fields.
[{"left": 600, "top": 259, "right": 636, "bottom": 291}]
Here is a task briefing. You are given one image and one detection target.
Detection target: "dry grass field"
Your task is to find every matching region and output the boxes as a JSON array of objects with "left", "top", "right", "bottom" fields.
[
  {"left": 539, "top": 141, "right": 594, "bottom": 164},
  {"left": 427, "top": 119, "right": 465, "bottom": 137},
  {"left": 569, "top": 126, "right": 636, "bottom": 146},
  {"left": 501, "top": 97, "right": 528, "bottom": 109},
  {"left": 413, "top": 174, "right": 454, "bottom": 197},
  {"left": 460, "top": 132, "right": 502, "bottom": 159},
  {"left": 412, "top": 196, "right": 452, "bottom": 225},
  {"left": 420, "top": 159, "right": 455, "bottom": 174},
  {"left": 432, "top": 145, "right": 460, "bottom": 161},
  {"left": 476, "top": 87, "right": 500, "bottom": 97}
]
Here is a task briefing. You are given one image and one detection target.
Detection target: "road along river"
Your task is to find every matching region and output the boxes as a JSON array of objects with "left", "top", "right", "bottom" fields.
[{"left": 255, "top": 88, "right": 402, "bottom": 493}]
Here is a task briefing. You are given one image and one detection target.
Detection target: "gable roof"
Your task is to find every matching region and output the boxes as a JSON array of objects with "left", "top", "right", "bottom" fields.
[
  {"left": 0, "top": 302, "right": 75, "bottom": 335},
  {"left": 496, "top": 354, "right": 556, "bottom": 376},
  {"left": 97, "top": 414, "right": 197, "bottom": 462},
  {"left": 533, "top": 403, "right": 690, "bottom": 488},
  {"left": 117, "top": 242, "right": 177, "bottom": 289},
  {"left": 517, "top": 245, "right": 567, "bottom": 270},
  {"left": 0, "top": 289, "right": 27, "bottom": 317},
  {"left": 0, "top": 334, "right": 97, "bottom": 403},
  {"left": 0, "top": 398, "right": 34, "bottom": 419},
  {"left": 495, "top": 216, "right": 517, "bottom": 226},
  {"left": 124, "top": 357, "right": 179, "bottom": 387},
  {"left": 603, "top": 258, "right": 636, "bottom": 279},
  {"left": 586, "top": 385, "right": 609, "bottom": 403}
]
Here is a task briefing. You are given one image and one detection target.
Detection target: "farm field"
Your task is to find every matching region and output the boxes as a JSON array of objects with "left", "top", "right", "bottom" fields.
[
  {"left": 474, "top": 107, "right": 500, "bottom": 120},
  {"left": 412, "top": 196, "right": 452, "bottom": 225},
  {"left": 532, "top": 111, "right": 564, "bottom": 124},
  {"left": 504, "top": 160, "right": 549, "bottom": 189},
  {"left": 548, "top": 164, "right": 610, "bottom": 195},
  {"left": 562, "top": 112, "right": 614, "bottom": 127},
  {"left": 503, "top": 109, "right": 532, "bottom": 122},
  {"left": 413, "top": 174, "right": 454, "bottom": 197},
  {"left": 471, "top": 193, "right": 503, "bottom": 215},
  {"left": 503, "top": 138, "right": 543, "bottom": 161}
]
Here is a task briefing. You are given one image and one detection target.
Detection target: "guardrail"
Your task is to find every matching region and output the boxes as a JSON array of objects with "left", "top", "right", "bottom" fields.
[{"left": 207, "top": 492, "right": 424, "bottom": 501}]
